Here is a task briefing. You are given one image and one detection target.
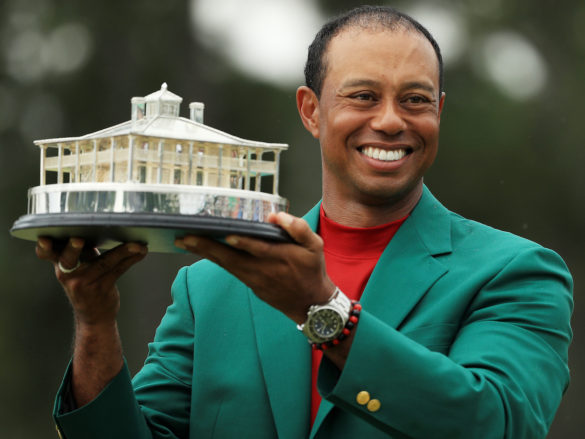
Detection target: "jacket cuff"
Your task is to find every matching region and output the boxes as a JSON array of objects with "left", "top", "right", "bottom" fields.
[
  {"left": 317, "top": 311, "right": 397, "bottom": 434},
  {"left": 53, "top": 359, "right": 145, "bottom": 439}
]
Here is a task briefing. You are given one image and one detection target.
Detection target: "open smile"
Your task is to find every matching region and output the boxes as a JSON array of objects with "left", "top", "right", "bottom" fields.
[{"left": 358, "top": 146, "right": 412, "bottom": 162}]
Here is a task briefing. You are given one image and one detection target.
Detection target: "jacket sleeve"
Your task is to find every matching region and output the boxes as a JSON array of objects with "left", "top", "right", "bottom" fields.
[
  {"left": 317, "top": 246, "right": 573, "bottom": 439},
  {"left": 53, "top": 266, "right": 194, "bottom": 439}
]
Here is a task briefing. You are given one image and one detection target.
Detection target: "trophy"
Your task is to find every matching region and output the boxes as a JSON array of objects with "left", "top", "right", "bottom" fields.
[{"left": 10, "top": 83, "right": 290, "bottom": 252}]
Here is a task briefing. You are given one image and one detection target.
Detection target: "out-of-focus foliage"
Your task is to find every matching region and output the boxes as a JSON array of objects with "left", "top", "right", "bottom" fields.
[{"left": 0, "top": 0, "right": 583, "bottom": 437}]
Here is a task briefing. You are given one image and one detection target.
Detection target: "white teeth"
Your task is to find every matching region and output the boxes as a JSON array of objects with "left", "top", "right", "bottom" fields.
[{"left": 361, "top": 147, "right": 407, "bottom": 162}]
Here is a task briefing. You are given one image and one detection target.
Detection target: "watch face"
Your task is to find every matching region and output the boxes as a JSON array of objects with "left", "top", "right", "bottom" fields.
[{"left": 309, "top": 308, "right": 343, "bottom": 342}]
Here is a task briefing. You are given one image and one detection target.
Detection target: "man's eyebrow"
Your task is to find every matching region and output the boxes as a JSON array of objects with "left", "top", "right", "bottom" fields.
[
  {"left": 339, "top": 79, "right": 438, "bottom": 96},
  {"left": 401, "top": 81, "right": 437, "bottom": 95},
  {"left": 339, "top": 79, "right": 383, "bottom": 89}
]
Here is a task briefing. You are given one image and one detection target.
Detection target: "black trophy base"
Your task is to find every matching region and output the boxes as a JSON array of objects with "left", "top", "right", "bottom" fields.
[{"left": 10, "top": 213, "right": 291, "bottom": 253}]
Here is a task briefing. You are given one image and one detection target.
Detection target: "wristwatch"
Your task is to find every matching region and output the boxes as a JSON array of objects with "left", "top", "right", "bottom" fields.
[{"left": 298, "top": 287, "right": 352, "bottom": 344}]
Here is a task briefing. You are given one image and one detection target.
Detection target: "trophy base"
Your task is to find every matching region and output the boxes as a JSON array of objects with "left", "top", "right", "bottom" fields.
[{"left": 10, "top": 212, "right": 291, "bottom": 253}]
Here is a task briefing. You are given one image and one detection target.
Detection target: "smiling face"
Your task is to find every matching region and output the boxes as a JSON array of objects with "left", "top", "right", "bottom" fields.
[{"left": 298, "top": 27, "right": 445, "bottom": 218}]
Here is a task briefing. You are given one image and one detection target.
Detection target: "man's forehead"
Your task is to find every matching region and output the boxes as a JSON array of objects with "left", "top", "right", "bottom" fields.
[
  {"left": 323, "top": 26, "right": 440, "bottom": 86},
  {"left": 328, "top": 25, "right": 430, "bottom": 54}
]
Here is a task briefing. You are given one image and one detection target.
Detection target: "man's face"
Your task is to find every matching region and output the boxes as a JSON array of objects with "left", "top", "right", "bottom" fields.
[{"left": 305, "top": 27, "right": 445, "bottom": 207}]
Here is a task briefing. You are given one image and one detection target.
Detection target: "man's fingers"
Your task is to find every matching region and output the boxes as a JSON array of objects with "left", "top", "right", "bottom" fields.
[
  {"left": 88, "top": 242, "right": 148, "bottom": 278},
  {"left": 103, "top": 250, "right": 148, "bottom": 280},
  {"left": 269, "top": 212, "right": 320, "bottom": 249},
  {"left": 179, "top": 235, "right": 251, "bottom": 271},
  {"left": 57, "top": 238, "right": 85, "bottom": 272},
  {"left": 36, "top": 237, "right": 56, "bottom": 261},
  {"left": 224, "top": 235, "right": 281, "bottom": 259},
  {"left": 178, "top": 212, "right": 320, "bottom": 261},
  {"left": 61, "top": 243, "right": 148, "bottom": 283}
]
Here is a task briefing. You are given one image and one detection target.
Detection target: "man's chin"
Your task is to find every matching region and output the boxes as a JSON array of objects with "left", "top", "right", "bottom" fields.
[{"left": 353, "top": 180, "right": 424, "bottom": 207}]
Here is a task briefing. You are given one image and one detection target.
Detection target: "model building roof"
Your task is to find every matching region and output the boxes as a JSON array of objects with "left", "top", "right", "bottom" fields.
[{"left": 33, "top": 83, "right": 288, "bottom": 151}]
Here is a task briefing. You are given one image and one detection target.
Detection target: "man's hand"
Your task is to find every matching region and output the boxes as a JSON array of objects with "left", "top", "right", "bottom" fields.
[
  {"left": 36, "top": 237, "right": 148, "bottom": 326},
  {"left": 36, "top": 236, "right": 148, "bottom": 406},
  {"left": 175, "top": 212, "right": 335, "bottom": 324}
]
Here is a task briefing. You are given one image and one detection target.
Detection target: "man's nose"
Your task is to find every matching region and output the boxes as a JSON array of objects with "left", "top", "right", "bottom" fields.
[{"left": 369, "top": 101, "right": 406, "bottom": 135}]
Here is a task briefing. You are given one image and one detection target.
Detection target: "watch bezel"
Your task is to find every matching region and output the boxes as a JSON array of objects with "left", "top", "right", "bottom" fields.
[
  {"left": 304, "top": 306, "right": 346, "bottom": 343},
  {"left": 298, "top": 287, "right": 352, "bottom": 344}
]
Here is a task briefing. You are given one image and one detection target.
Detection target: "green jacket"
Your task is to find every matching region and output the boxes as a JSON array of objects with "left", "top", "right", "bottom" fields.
[{"left": 54, "top": 187, "right": 573, "bottom": 438}]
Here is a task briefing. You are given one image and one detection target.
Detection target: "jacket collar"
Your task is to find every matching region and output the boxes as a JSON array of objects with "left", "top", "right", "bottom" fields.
[{"left": 304, "top": 185, "right": 452, "bottom": 256}]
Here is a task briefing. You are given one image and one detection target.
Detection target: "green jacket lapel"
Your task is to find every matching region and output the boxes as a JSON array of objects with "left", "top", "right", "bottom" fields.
[
  {"left": 362, "top": 186, "right": 452, "bottom": 329},
  {"left": 248, "top": 294, "right": 311, "bottom": 439},
  {"left": 246, "top": 204, "right": 321, "bottom": 439}
]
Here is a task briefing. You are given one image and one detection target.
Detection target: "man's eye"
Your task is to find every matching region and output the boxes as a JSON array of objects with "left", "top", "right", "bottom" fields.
[
  {"left": 352, "top": 93, "right": 375, "bottom": 101},
  {"left": 405, "top": 95, "right": 430, "bottom": 104}
]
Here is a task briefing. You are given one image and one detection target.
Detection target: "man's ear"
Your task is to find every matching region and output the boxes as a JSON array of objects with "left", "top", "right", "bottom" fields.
[
  {"left": 296, "top": 86, "right": 320, "bottom": 139},
  {"left": 437, "top": 92, "right": 446, "bottom": 122}
]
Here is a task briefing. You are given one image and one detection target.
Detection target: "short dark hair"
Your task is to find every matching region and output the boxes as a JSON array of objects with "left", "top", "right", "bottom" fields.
[{"left": 304, "top": 5, "right": 444, "bottom": 98}]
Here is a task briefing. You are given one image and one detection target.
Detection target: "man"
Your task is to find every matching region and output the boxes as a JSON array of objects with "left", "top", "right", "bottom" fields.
[{"left": 39, "top": 6, "right": 572, "bottom": 439}]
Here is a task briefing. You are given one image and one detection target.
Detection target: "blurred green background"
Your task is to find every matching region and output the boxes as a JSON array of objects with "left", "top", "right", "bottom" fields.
[{"left": 1, "top": 0, "right": 583, "bottom": 437}]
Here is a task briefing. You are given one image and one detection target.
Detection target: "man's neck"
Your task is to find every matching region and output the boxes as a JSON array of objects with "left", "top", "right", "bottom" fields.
[{"left": 321, "top": 183, "right": 423, "bottom": 228}]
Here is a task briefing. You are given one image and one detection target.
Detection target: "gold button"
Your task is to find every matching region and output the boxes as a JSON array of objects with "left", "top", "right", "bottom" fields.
[
  {"left": 356, "top": 390, "right": 370, "bottom": 405},
  {"left": 367, "top": 399, "right": 381, "bottom": 412}
]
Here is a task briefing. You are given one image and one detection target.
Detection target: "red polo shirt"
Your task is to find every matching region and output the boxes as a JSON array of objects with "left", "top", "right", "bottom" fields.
[{"left": 311, "top": 205, "right": 407, "bottom": 426}]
